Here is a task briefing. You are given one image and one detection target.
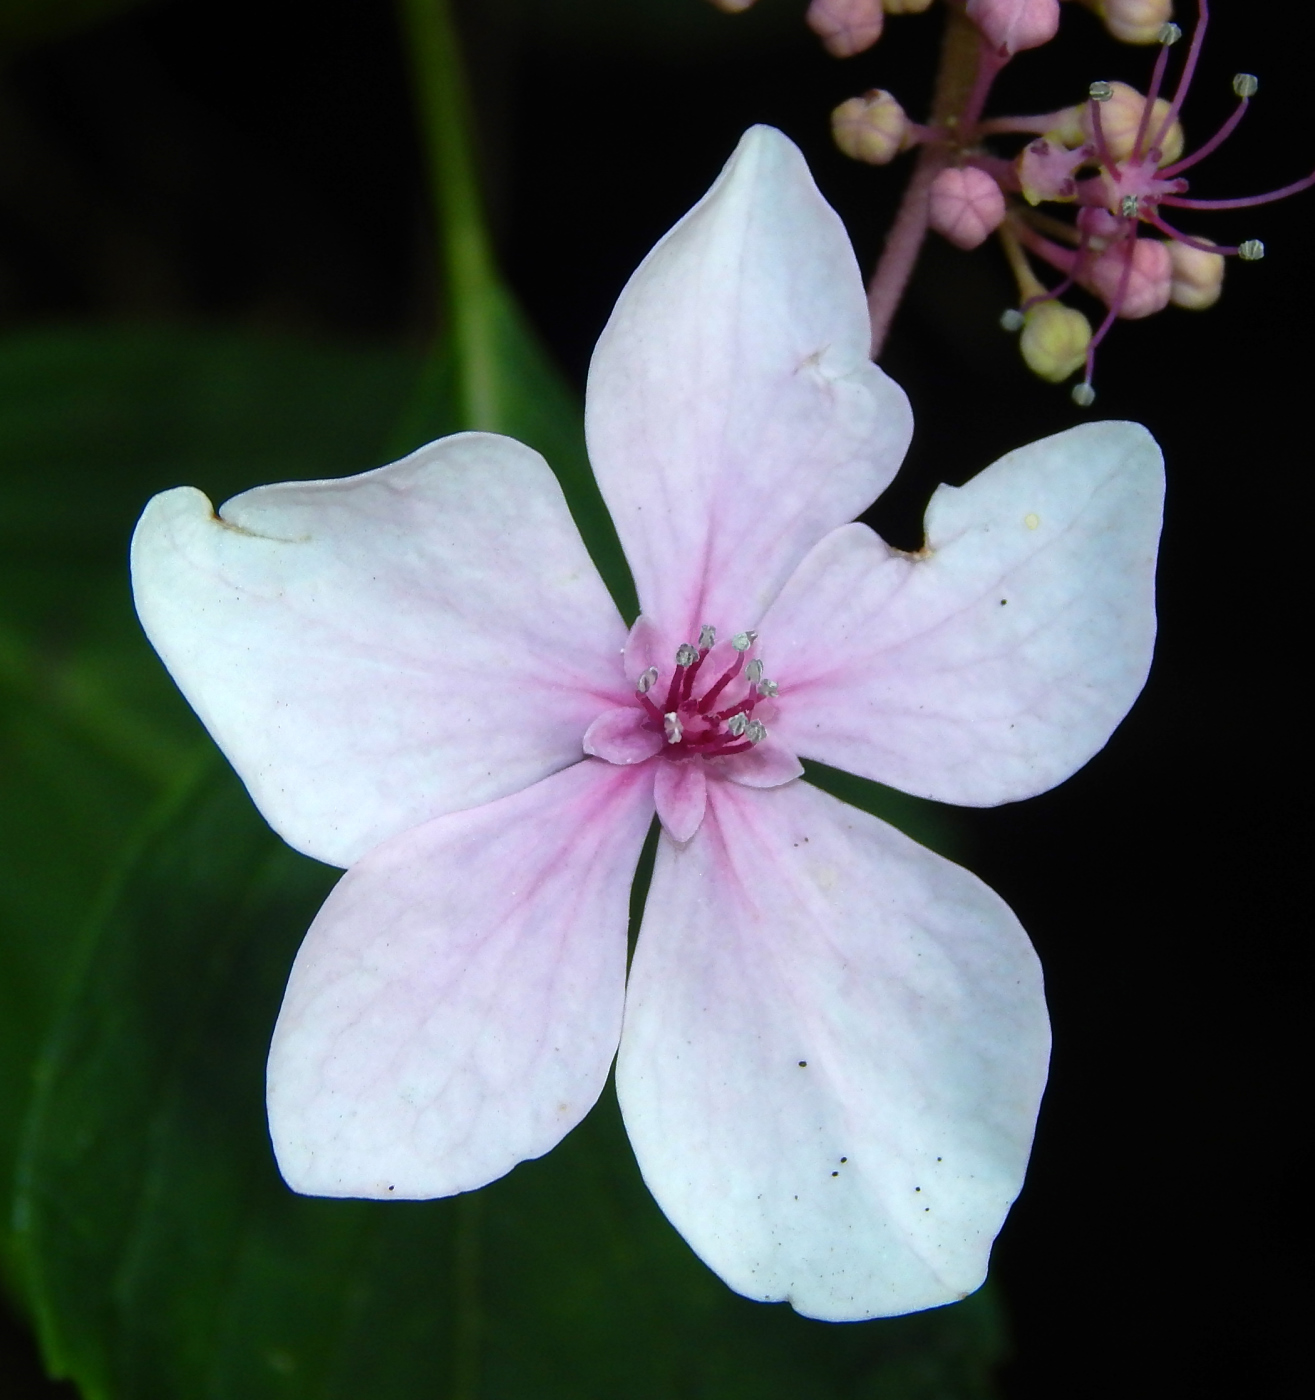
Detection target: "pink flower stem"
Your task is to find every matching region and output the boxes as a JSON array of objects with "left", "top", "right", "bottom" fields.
[
  {"left": 1161, "top": 172, "right": 1315, "bottom": 210},
  {"left": 1151, "top": 0, "right": 1208, "bottom": 154},
  {"left": 1159, "top": 98, "right": 1248, "bottom": 177},
  {"left": 868, "top": 5, "right": 1001, "bottom": 358}
]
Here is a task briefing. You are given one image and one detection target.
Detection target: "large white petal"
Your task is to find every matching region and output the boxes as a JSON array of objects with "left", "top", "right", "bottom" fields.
[
  {"left": 267, "top": 759, "right": 655, "bottom": 1199},
  {"left": 617, "top": 778, "right": 1049, "bottom": 1321},
  {"left": 132, "top": 433, "right": 630, "bottom": 866},
  {"left": 586, "top": 125, "right": 912, "bottom": 650},
  {"left": 762, "top": 421, "right": 1163, "bottom": 805}
]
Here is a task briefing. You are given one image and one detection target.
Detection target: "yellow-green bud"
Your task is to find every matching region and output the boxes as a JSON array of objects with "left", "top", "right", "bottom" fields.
[
  {"left": 1079, "top": 80, "right": 1184, "bottom": 164},
  {"left": 1167, "top": 238, "right": 1225, "bottom": 310},
  {"left": 831, "top": 90, "right": 911, "bottom": 165},
  {"left": 1020, "top": 302, "right": 1092, "bottom": 382},
  {"left": 1086, "top": 0, "right": 1174, "bottom": 45}
]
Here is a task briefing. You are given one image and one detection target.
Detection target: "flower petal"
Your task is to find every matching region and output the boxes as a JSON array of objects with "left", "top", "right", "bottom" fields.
[
  {"left": 131, "top": 433, "right": 630, "bottom": 866},
  {"left": 763, "top": 421, "right": 1163, "bottom": 805},
  {"left": 586, "top": 126, "right": 912, "bottom": 648},
  {"left": 267, "top": 759, "right": 654, "bottom": 1199},
  {"left": 714, "top": 738, "right": 804, "bottom": 789},
  {"left": 583, "top": 707, "right": 665, "bottom": 765},
  {"left": 653, "top": 760, "right": 707, "bottom": 842},
  {"left": 617, "top": 778, "right": 1049, "bottom": 1321}
]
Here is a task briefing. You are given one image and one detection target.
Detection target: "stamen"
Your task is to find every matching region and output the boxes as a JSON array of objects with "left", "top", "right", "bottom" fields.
[
  {"left": 675, "top": 643, "right": 698, "bottom": 668},
  {"left": 1120, "top": 194, "right": 1140, "bottom": 218},
  {"left": 1238, "top": 239, "right": 1264, "bottom": 261},
  {"left": 757, "top": 678, "right": 779, "bottom": 697},
  {"left": 664, "top": 712, "right": 683, "bottom": 744},
  {"left": 731, "top": 631, "right": 758, "bottom": 652},
  {"left": 1157, "top": 22, "right": 1182, "bottom": 45},
  {"left": 1000, "top": 308, "right": 1026, "bottom": 331},
  {"left": 697, "top": 650, "right": 745, "bottom": 713},
  {"left": 698, "top": 624, "right": 717, "bottom": 649},
  {"left": 1071, "top": 382, "right": 1096, "bottom": 407},
  {"left": 727, "top": 712, "right": 748, "bottom": 737},
  {"left": 1232, "top": 73, "right": 1258, "bottom": 99},
  {"left": 745, "top": 659, "right": 764, "bottom": 685},
  {"left": 1088, "top": 81, "right": 1114, "bottom": 103},
  {"left": 636, "top": 666, "right": 659, "bottom": 694},
  {"left": 1161, "top": 170, "right": 1315, "bottom": 210},
  {"left": 745, "top": 720, "right": 767, "bottom": 744}
]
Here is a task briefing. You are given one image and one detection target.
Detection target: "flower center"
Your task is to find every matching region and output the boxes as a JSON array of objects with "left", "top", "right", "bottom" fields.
[{"left": 634, "top": 625, "right": 777, "bottom": 760}]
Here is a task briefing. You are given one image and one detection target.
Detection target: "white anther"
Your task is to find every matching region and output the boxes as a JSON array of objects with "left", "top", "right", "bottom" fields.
[
  {"left": 1238, "top": 238, "right": 1265, "bottom": 261},
  {"left": 1157, "top": 22, "right": 1181, "bottom": 45},
  {"left": 1120, "top": 194, "right": 1140, "bottom": 218},
  {"left": 636, "top": 666, "right": 659, "bottom": 694},
  {"left": 745, "top": 719, "right": 767, "bottom": 744},
  {"left": 727, "top": 712, "right": 748, "bottom": 737},
  {"left": 731, "top": 630, "right": 758, "bottom": 652},
  {"left": 1000, "top": 308, "right": 1026, "bottom": 332},
  {"left": 1071, "top": 382, "right": 1096, "bottom": 407},
  {"left": 757, "top": 678, "right": 779, "bottom": 698},
  {"left": 1233, "top": 73, "right": 1258, "bottom": 99},
  {"left": 675, "top": 643, "right": 698, "bottom": 667},
  {"left": 1089, "top": 81, "right": 1114, "bottom": 103},
  {"left": 745, "top": 659, "right": 764, "bottom": 684},
  {"left": 698, "top": 625, "right": 717, "bottom": 649},
  {"left": 664, "top": 712, "right": 683, "bottom": 744}
]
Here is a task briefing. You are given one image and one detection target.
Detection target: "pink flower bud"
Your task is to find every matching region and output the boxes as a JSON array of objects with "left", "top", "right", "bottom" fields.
[
  {"left": 807, "top": 0, "right": 884, "bottom": 57},
  {"left": 1167, "top": 238, "right": 1225, "bottom": 310},
  {"left": 1088, "top": 0, "right": 1173, "bottom": 45},
  {"left": 928, "top": 166, "right": 1007, "bottom": 250},
  {"left": 1084, "top": 238, "right": 1173, "bottom": 318},
  {"left": 831, "top": 90, "right": 911, "bottom": 165},
  {"left": 965, "top": 0, "right": 1060, "bottom": 54},
  {"left": 1079, "top": 81, "right": 1184, "bottom": 165}
]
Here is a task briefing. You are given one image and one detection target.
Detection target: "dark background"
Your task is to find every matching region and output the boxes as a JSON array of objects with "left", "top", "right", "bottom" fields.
[{"left": 1, "top": 0, "right": 1308, "bottom": 1395}]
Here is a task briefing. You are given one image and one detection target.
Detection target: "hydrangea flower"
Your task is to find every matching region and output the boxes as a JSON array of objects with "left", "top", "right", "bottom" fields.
[{"left": 130, "top": 126, "right": 1163, "bottom": 1321}]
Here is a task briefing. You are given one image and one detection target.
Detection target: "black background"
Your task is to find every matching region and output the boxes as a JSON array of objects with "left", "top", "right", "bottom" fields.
[{"left": 1, "top": 1, "right": 1308, "bottom": 1396}]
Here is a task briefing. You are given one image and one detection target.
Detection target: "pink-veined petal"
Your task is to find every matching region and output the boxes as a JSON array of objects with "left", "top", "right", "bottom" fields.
[
  {"left": 586, "top": 126, "right": 912, "bottom": 650},
  {"left": 583, "top": 707, "right": 665, "bottom": 765},
  {"left": 132, "top": 433, "right": 631, "bottom": 867},
  {"left": 714, "top": 738, "right": 804, "bottom": 789},
  {"left": 654, "top": 760, "right": 708, "bottom": 842},
  {"left": 617, "top": 778, "right": 1049, "bottom": 1321},
  {"left": 763, "top": 421, "right": 1163, "bottom": 805},
  {"left": 267, "top": 759, "right": 655, "bottom": 1200}
]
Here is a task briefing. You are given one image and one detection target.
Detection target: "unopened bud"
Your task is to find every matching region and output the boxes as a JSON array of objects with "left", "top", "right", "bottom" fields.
[
  {"left": 882, "top": 0, "right": 934, "bottom": 11},
  {"left": 1084, "top": 237, "right": 1173, "bottom": 317},
  {"left": 1238, "top": 239, "right": 1265, "bottom": 261},
  {"left": 928, "top": 166, "right": 1007, "bottom": 250},
  {"left": 1080, "top": 80, "right": 1184, "bottom": 164},
  {"left": 1167, "top": 238, "right": 1225, "bottom": 309},
  {"left": 1086, "top": 0, "right": 1173, "bottom": 46},
  {"left": 807, "top": 0, "right": 884, "bottom": 57},
  {"left": 831, "top": 90, "right": 911, "bottom": 165},
  {"left": 1020, "top": 301, "right": 1092, "bottom": 382},
  {"left": 966, "top": 0, "right": 1060, "bottom": 54},
  {"left": 1233, "top": 73, "right": 1259, "bottom": 99}
]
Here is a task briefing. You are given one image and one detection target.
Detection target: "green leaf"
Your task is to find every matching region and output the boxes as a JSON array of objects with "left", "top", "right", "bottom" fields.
[
  {"left": 16, "top": 763, "right": 1007, "bottom": 1400},
  {"left": 0, "top": 325, "right": 427, "bottom": 1300}
]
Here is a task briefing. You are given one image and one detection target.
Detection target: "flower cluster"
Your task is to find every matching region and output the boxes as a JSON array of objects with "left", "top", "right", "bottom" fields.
[
  {"left": 132, "top": 128, "right": 1162, "bottom": 1320},
  {"left": 722, "top": 0, "right": 1313, "bottom": 401}
]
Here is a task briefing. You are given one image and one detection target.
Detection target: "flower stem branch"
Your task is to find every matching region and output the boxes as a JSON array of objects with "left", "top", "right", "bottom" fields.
[{"left": 867, "top": 4, "right": 1003, "bottom": 357}]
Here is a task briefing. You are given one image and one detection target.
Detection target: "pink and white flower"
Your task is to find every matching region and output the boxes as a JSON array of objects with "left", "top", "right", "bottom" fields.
[{"left": 130, "top": 127, "right": 1163, "bottom": 1320}]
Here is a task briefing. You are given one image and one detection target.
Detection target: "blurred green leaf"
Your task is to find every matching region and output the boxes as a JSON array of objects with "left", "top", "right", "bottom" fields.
[
  {"left": 16, "top": 762, "right": 1007, "bottom": 1400},
  {"left": 0, "top": 325, "right": 423, "bottom": 1301},
  {"left": 0, "top": 0, "right": 155, "bottom": 55}
]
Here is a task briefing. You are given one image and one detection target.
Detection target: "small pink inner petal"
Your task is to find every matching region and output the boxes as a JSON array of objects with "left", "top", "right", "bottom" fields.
[
  {"left": 583, "top": 707, "right": 666, "bottom": 765},
  {"left": 653, "top": 760, "right": 708, "bottom": 843},
  {"left": 714, "top": 738, "right": 804, "bottom": 789}
]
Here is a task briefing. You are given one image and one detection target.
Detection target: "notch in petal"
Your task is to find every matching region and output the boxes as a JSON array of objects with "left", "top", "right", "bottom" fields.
[
  {"left": 587, "top": 125, "right": 912, "bottom": 651},
  {"left": 132, "top": 433, "right": 630, "bottom": 867},
  {"left": 764, "top": 421, "right": 1164, "bottom": 806}
]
